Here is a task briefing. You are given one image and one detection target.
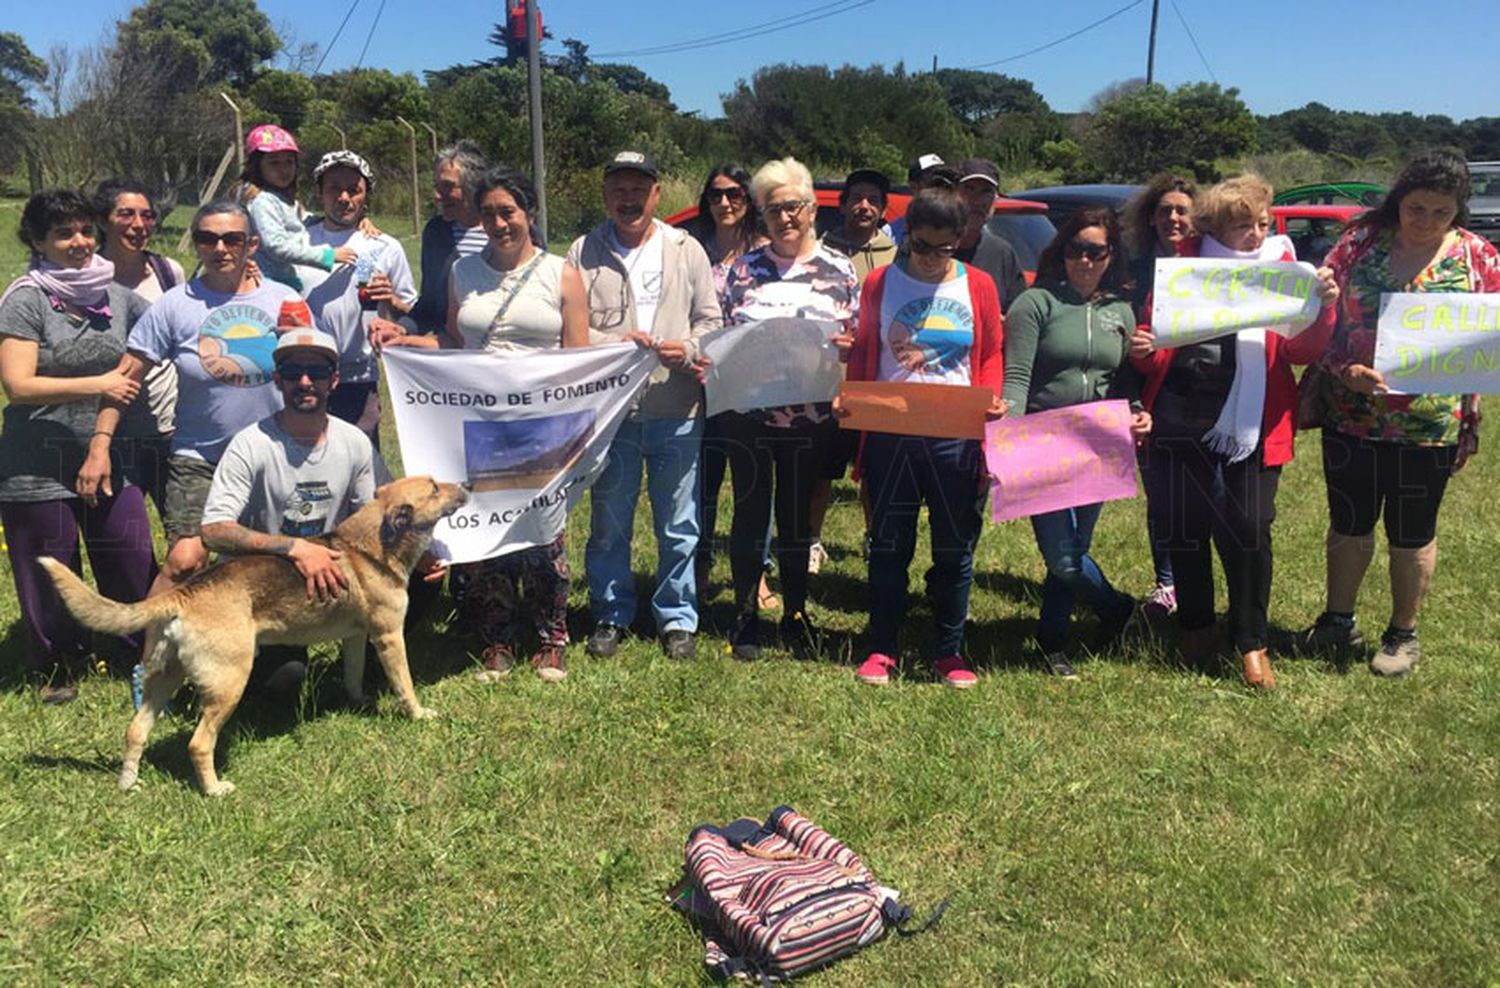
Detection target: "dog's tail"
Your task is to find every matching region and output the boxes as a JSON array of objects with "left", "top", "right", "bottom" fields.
[{"left": 38, "top": 557, "right": 180, "bottom": 635}]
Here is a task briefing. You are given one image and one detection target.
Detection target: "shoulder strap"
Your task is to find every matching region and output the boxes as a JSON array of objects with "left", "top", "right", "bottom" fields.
[
  {"left": 486, "top": 251, "right": 547, "bottom": 334},
  {"left": 144, "top": 251, "right": 178, "bottom": 290}
]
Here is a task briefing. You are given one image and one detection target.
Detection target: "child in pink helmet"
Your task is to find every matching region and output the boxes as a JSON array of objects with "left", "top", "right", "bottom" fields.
[{"left": 234, "top": 124, "right": 359, "bottom": 291}]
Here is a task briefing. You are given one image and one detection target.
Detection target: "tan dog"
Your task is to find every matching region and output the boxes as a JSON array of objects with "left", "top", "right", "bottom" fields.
[{"left": 40, "top": 476, "right": 469, "bottom": 796}]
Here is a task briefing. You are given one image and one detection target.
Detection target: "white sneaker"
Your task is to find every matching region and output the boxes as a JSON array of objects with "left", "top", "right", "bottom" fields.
[{"left": 807, "top": 541, "right": 829, "bottom": 574}]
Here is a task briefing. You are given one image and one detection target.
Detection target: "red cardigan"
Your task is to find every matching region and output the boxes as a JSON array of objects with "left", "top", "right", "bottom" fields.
[
  {"left": 847, "top": 262, "right": 1004, "bottom": 390},
  {"left": 1130, "top": 236, "right": 1335, "bottom": 468}
]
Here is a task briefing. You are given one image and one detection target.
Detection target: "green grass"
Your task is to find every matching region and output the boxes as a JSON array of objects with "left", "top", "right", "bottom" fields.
[{"left": 1, "top": 195, "right": 1498, "bottom": 984}]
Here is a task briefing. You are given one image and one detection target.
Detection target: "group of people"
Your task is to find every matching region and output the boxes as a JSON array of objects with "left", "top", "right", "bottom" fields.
[{"left": 1, "top": 127, "right": 1492, "bottom": 704}]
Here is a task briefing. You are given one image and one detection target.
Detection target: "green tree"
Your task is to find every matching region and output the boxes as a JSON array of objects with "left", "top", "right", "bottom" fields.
[
  {"left": 931, "top": 69, "right": 1049, "bottom": 125},
  {"left": 247, "top": 68, "right": 315, "bottom": 132},
  {"left": 1082, "top": 82, "right": 1256, "bottom": 181},
  {"left": 0, "top": 32, "right": 47, "bottom": 173},
  {"left": 118, "top": 0, "right": 279, "bottom": 89}
]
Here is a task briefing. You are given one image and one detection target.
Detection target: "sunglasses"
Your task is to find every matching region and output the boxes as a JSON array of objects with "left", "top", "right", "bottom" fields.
[
  {"left": 909, "top": 237, "right": 958, "bottom": 257},
  {"left": 192, "top": 230, "right": 249, "bottom": 248},
  {"left": 275, "top": 361, "right": 335, "bottom": 381},
  {"left": 707, "top": 187, "right": 747, "bottom": 203},
  {"left": 1063, "top": 241, "right": 1111, "bottom": 262},
  {"left": 763, "top": 200, "right": 810, "bottom": 220},
  {"left": 113, "top": 208, "right": 157, "bottom": 223}
]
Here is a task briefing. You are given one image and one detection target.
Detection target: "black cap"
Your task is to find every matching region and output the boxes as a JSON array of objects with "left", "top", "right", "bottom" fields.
[
  {"left": 603, "top": 150, "right": 659, "bottom": 180},
  {"left": 957, "top": 158, "right": 1000, "bottom": 187},
  {"left": 842, "top": 168, "right": 891, "bottom": 200},
  {"left": 907, "top": 153, "right": 945, "bottom": 182}
]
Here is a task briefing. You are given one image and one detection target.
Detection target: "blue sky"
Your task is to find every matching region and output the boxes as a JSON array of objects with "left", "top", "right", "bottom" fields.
[{"left": 12, "top": 0, "right": 1495, "bottom": 121}]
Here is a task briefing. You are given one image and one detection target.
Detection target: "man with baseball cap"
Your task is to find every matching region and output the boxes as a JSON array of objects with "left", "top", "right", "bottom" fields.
[
  {"left": 823, "top": 168, "right": 897, "bottom": 283},
  {"left": 954, "top": 157, "right": 1027, "bottom": 312},
  {"left": 566, "top": 148, "right": 721, "bottom": 661},
  {"left": 890, "top": 153, "right": 957, "bottom": 246}
]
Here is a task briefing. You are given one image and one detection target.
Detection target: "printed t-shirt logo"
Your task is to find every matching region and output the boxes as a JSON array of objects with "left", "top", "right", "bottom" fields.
[
  {"left": 889, "top": 296, "right": 973, "bottom": 374},
  {"left": 281, "top": 480, "right": 333, "bottom": 537},
  {"left": 197, "top": 303, "right": 279, "bottom": 387}
]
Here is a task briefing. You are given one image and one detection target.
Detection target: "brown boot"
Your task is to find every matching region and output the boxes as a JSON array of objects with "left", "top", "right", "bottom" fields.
[
  {"left": 1179, "top": 625, "right": 1220, "bottom": 672},
  {"left": 1241, "top": 648, "right": 1275, "bottom": 691}
]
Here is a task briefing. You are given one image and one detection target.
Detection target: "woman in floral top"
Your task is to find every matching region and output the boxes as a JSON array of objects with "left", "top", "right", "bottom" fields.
[
  {"left": 1302, "top": 150, "right": 1500, "bottom": 677},
  {"left": 716, "top": 156, "right": 858, "bottom": 660}
]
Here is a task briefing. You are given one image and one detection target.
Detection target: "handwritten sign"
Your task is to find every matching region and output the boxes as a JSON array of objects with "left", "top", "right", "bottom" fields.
[
  {"left": 699, "top": 318, "right": 844, "bottom": 415},
  {"left": 983, "top": 400, "right": 1137, "bottom": 523},
  {"left": 1152, "top": 258, "right": 1322, "bottom": 348},
  {"left": 1373, "top": 293, "right": 1500, "bottom": 394},
  {"left": 837, "top": 381, "right": 994, "bottom": 440}
]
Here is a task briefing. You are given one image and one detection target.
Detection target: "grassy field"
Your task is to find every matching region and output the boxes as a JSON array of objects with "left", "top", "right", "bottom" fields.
[{"left": 0, "top": 197, "right": 1497, "bottom": 985}]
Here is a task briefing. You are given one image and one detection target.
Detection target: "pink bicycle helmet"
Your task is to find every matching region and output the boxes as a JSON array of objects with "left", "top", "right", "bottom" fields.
[{"left": 246, "top": 124, "right": 300, "bottom": 156}]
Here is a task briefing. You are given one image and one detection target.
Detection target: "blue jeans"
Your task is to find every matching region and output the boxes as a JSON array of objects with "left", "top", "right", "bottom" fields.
[
  {"left": 1029, "top": 503, "right": 1133, "bottom": 653},
  {"left": 586, "top": 414, "right": 702, "bottom": 633},
  {"left": 862, "top": 433, "right": 985, "bottom": 657}
]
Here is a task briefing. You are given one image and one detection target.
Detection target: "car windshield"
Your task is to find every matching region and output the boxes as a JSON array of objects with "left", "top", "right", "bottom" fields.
[
  {"left": 985, "top": 213, "right": 1057, "bottom": 271},
  {"left": 1471, "top": 167, "right": 1500, "bottom": 198}
]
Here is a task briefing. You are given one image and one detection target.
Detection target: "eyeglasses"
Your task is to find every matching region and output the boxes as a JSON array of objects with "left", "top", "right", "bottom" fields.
[
  {"left": 909, "top": 237, "right": 959, "bottom": 257},
  {"left": 763, "top": 200, "right": 811, "bottom": 220},
  {"left": 113, "top": 208, "right": 157, "bottom": 223},
  {"left": 1063, "top": 241, "right": 1111, "bottom": 262},
  {"left": 275, "top": 361, "right": 335, "bottom": 381},
  {"left": 708, "top": 187, "right": 747, "bottom": 203},
  {"left": 192, "top": 230, "right": 249, "bottom": 248}
]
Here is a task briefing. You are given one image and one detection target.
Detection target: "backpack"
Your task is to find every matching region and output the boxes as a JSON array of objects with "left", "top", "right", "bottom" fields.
[{"left": 670, "top": 806, "right": 947, "bottom": 983}]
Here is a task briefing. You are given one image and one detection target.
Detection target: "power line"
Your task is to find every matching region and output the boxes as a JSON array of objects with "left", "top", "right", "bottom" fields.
[
  {"left": 354, "top": 0, "right": 388, "bottom": 69},
  {"left": 963, "top": 0, "right": 1147, "bottom": 69},
  {"left": 313, "top": 0, "right": 362, "bottom": 75},
  {"left": 1170, "top": 0, "right": 1217, "bottom": 83},
  {"left": 592, "top": 0, "right": 876, "bottom": 58}
]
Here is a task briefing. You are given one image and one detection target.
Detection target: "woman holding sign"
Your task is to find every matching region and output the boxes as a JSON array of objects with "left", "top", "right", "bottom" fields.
[
  {"left": 1302, "top": 150, "right": 1500, "bottom": 677},
  {"left": 838, "top": 187, "right": 1005, "bottom": 688},
  {"left": 1130, "top": 175, "right": 1338, "bottom": 689},
  {"left": 1002, "top": 208, "right": 1151, "bottom": 679}
]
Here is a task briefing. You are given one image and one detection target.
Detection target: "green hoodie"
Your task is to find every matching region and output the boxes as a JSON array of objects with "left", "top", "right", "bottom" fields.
[{"left": 1001, "top": 283, "right": 1141, "bottom": 414}]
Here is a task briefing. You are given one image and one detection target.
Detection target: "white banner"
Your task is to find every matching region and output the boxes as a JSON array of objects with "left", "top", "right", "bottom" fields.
[
  {"left": 1373, "top": 293, "right": 1500, "bottom": 394},
  {"left": 382, "top": 344, "right": 656, "bottom": 563},
  {"left": 1152, "top": 258, "right": 1323, "bottom": 348},
  {"left": 699, "top": 318, "right": 844, "bottom": 415}
]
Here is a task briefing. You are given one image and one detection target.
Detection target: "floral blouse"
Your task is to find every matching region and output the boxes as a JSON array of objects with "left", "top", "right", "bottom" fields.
[
  {"left": 719, "top": 243, "right": 859, "bottom": 428},
  {"left": 1321, "top": 225, "right": 1500, "bottom": 445}
]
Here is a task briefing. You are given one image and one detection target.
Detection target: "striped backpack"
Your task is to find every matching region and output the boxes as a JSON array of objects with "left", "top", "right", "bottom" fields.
[{"left": 670, "top": 806, "right": 946, "bottom": 983}]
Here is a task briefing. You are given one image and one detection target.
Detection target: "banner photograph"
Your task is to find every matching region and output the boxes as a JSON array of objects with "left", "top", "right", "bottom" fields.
[
  {"left": 382, "top": 344, "right": 656, "bottom": 563},
  {"left": 697, "top": 317, "right": 844, "bottom": 415}
]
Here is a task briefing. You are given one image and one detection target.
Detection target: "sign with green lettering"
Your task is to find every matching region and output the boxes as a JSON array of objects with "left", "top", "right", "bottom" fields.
[
  {"left": 1373, "top": 293, "right": 1500, "bottom": 393},
  {"left": 1151, "top": 258, "right": 1323, "bottom": 348}
]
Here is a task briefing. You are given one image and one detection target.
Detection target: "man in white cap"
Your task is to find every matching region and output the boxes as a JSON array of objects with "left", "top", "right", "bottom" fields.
[
  {"left": 889, "top": 153, "right": 952, "bottom": 246},
  {"left": 200, "top": 328, "right": 375, "bottom": 600}
]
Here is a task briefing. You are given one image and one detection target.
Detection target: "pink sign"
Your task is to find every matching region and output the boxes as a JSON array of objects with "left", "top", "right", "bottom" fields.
[{"left": 984, "top": 400, "right": 1138, "bottom": 523}]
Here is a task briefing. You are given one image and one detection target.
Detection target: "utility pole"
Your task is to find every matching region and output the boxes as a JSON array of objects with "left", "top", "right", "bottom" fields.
[
  {"left": 525, "top": 0, "right": 548, "bottom": 244},
  {"left": 1146, "top": 0, "right": 1160, "bottom": 85}
]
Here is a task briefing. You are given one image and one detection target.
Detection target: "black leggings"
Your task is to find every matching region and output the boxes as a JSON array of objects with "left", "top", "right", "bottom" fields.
[{"left": 1321, "top": 430, "right": 1455, "bottom": 549}]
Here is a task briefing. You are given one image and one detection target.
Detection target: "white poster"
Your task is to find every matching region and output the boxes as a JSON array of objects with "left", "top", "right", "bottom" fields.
[
  {"left": 698, "top": 318, "right": 844, "bottom": 415},
  {"left": 1373, "top": 293, "right": 1500, "bottom": 394},
  {"left": 1152, "top": 258, "right": 1323, "bottom": 348},
  {"left": 382, "top": 344, "right": 655, "bottom": 563}
]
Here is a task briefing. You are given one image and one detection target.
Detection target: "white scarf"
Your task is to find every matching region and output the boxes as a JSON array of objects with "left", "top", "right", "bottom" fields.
[{"left": 1198, "top": 233, "right": 1294, "bottom": 463}]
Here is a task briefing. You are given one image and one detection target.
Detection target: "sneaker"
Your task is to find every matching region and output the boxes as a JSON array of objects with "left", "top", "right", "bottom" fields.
[
  {"left": 532, "top": 645, "right": 568, "bottom": 682},
  {"left": 475, "top": 644, "right": 517, "bottom": 683},
  {"left": 662, "top": 629, "right": 697, "bottom": 661},
  {"left": 586, "top": 623, "right": 624, "bottom": 658},
  {"left": 38, "top": 681, "right": 79, "bottom": 705},
  {"left": 807, "top": 542, "right": 829, "bottom": 574},
  {"left": 779, "top": 613, "right": 820, "bottom": 659},
  {"left": 1297, "top": 612, "right": 1365, "bottom": 655},
  {"left": 932, "top": 655, "right": 978, "bottom": 689},
  {"left": 1143, "top": 583, "right": 1177, "bottom": 620},
  {"left": 856, "top": 652, "right": 897, "bottom": 685},
  {"left": 729, "top": 616, "right": 761, "bottom": 662},
  {"left": 1041, "top": 651, "right": 1078, "bottom": 679},
  {"left": 1370, "top": 628, "right": 1421, "bottom": 678}
]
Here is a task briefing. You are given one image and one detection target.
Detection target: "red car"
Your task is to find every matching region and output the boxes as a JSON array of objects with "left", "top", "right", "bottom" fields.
[
  {"left": 665, "top": 182, "right": 1056, "bottom": 279},
  {"left": 1271, "top": 204, "right": 1361, "bottom": 264}
]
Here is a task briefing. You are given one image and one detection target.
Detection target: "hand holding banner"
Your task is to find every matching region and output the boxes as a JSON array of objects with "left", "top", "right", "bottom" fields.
[
  {"left": 1151, "top": 257, "right": 1322, "bottom": 348},
  {"left": 698, "top": 318, "right": 844, "bottom": 415},
  {"left": 1373, "top": 292, "right": 1500, "bottom": 394},
  {"left": 984, "top": 400, "right": 1138, "bottom": 523},
  {"left": 836, "top": 381, "right": 994, "bottom": 440}
]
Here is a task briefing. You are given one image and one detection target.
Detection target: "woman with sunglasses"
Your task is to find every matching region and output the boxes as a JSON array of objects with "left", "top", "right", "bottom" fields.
[
  {"left": 1002, "top": 208, "right": 1151, "bottom": 679},
  {"left": 717, "top": 157, "right": 858, "bottom": 659},
  {"left": 0, "top": 189, "right": 158, "bottom": 703},
  {"left": 93, "top": 178, "right": 183, "bottom": 514},
  {"left": 689, "top": 164, "right": 777, "bottom": 610},
  {"left": 839, "top": 187, "right": 1005, "bottom": 688}
]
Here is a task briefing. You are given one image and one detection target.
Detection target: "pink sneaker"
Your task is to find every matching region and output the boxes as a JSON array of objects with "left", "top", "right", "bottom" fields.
[
  {"left": 932, "top": 655, "right": 977, "bottom": 689},
  {"left": 856, "top": 652, "right": 897, "bottom": 685}
]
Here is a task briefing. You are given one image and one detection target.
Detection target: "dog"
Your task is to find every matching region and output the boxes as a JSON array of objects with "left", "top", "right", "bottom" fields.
[{"left": 40, "top": 476, "right": 469, "bottom": 796}]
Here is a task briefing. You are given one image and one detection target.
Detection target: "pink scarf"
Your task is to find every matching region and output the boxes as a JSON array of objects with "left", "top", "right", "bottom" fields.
[{"left": 0, "top": 255, "right": 117, "bottom": 318}]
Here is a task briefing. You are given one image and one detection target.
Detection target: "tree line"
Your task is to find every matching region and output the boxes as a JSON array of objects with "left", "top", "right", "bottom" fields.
[{"left": 4, "top": 0, "right": 1497, "bottom": 239}]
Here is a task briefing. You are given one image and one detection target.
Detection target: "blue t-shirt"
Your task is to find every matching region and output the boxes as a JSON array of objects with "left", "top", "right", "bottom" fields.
[{"left": 127, "top": 278, "right": 306, "bottom": 463}]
